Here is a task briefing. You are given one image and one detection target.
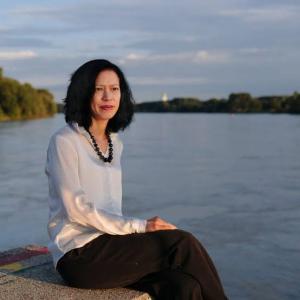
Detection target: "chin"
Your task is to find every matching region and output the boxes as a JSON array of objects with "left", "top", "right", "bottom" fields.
[{"left": 98, "top": 112, "right": 117, "bottom": 120}]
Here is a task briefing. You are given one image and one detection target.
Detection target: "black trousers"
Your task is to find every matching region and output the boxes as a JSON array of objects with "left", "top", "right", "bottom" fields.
[{"left": 56, "top": 229, "right": 228, "bottom": 300}]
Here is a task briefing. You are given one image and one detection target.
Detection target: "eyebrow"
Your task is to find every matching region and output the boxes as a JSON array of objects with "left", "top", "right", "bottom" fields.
[{"left": 95, "top": 83, "right": 120, "bottom": 86}]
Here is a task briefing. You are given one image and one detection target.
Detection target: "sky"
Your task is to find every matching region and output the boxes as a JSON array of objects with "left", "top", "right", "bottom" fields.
[{"left": 0, "top": 0, "right": 299, "bottom": 103}]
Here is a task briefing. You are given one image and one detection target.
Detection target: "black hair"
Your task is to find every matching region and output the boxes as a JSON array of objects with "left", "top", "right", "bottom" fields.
[{"left": 64, "top": 59, "right": 135, "bottom": 133}]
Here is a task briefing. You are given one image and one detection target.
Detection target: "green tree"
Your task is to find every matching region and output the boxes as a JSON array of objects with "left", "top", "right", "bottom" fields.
[
  {"left": 248, "top": 98, "right": 262, "bottom": 112},
  {"left": 270, "top": 98, "right": 283, "bottom": 112},
  {"left": 204, "top": 98, "right": 220, "bottom": 112},
  {"left": 38, "top": 89, "right": 57, "bottom": 115},
  {"left": 227, "top": 93, "right": 252, "bottom": 112},
  {"left": 285, "top": 92, "right": 300, "bottom": 114},
  {"left": 0, "top": 78, "right": 21, "bottom": 118},
  {"left": 18, "top": 83, "right": 35, "bottom": 117},
  {"left": 0, "top": 68, "right": 56, "bottom": 120},
  {"left": 170, "top": 98, "right": 202, "bottom": 112}
]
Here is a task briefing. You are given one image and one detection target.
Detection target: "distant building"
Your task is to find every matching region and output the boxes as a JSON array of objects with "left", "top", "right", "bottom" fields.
[{"left": 161, "top": 92, "right": 168, "bottom": 102}]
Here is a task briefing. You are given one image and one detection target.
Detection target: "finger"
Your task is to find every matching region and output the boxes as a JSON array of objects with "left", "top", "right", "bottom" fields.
[{"left": 158, "top": 224, "right": 176, "bottom": 230}]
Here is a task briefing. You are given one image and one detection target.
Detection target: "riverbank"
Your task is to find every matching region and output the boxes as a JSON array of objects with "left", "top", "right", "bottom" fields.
[{"left": 0, "top": 113, "right": 56, "bottom": 122}]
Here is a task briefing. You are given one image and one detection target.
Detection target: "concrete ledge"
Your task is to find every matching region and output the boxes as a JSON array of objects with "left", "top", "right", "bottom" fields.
[{"left": 0, "top": 245, "right": 152, "bottom": 300}]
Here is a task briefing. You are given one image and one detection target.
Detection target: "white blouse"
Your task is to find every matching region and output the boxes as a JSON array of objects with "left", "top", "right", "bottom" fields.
[{"left": 45, "top": 122, "right": 147, "bottom": 269}]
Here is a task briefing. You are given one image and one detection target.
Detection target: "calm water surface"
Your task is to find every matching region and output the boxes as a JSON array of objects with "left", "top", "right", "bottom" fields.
[{"left": 0, "top": 113, "right": 299, "bottom": 300}]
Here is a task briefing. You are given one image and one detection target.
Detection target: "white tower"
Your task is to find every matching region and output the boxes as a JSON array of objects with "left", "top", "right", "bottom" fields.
[{"left": 161, "top": 92, "right": 168, "bottom": 102}]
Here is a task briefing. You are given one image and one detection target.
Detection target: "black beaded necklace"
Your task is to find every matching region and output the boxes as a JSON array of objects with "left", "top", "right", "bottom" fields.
[{"left": 86, "top": 129, "right": 113, "bottom": 163}]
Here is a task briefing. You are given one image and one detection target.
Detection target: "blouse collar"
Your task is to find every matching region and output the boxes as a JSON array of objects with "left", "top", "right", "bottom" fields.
[
  {"left": 70, "top": 122, "right": 90, "bottom": 138},
  {"left": 69, "top": 121, "right": 116, "bottom": 141}
]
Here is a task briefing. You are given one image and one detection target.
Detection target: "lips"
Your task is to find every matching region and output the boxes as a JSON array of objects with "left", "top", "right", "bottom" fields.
[{"left": 100, "top": 105, "right": 114, "bottom": 110}]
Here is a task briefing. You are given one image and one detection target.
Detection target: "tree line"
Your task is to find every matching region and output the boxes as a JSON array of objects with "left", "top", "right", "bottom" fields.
[
  {"left": 0, "top": 68, "right": 57, "bottom": 121},
  {"left": 1, "top": 65, "right": 299, "bottom": 120},
  {"left": 135, "top": 92, "right": 300, "bottom": 114}
]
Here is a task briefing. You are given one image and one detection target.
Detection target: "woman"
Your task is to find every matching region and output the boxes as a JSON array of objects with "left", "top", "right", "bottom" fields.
[{"left": 45, "top": 59, "right": 228, "bottom": 300}]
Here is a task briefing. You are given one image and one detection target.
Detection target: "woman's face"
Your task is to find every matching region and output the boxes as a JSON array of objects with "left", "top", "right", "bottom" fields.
[{"left": 90, "top": 69, "right": 121, "bottom": 122}]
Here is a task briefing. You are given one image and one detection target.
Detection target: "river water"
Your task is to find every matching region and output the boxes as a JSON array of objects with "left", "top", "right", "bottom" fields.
[{"left": 0, "top": 113, "right": 299, "bottom": 299}]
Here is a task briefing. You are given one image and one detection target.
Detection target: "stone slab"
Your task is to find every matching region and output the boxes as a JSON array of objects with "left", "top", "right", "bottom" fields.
[{"left": 0, "top": 245, "right": 152, "bottom": 300}]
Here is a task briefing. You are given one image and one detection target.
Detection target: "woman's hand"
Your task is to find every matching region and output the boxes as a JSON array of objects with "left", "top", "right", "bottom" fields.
[{"left": 146, "top": 216, "right": 177, "bottom": 232}]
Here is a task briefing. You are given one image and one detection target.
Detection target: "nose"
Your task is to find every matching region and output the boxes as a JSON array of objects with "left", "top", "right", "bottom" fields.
[{"left": 102, "top": 88, "right": 112, "bottom": 100}]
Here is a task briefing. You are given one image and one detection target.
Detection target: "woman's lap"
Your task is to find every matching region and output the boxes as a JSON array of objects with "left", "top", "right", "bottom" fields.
[
  {"left": 56, "top": 228, "right": 228, "bottom": 299},
  {"left": 56, "top": 229, "right": 196, "bottom": 289}
]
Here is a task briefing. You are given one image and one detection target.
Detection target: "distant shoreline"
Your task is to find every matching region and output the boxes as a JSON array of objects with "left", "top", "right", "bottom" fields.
[
  {"left": 57, "top": 92, "right": 300, "bottom": 114},
  {"left": 1, "top": 91, "right": 300, "bottom": 123},
  {"left": 133, "top": 93, "right": 300, "bottom": 114}
]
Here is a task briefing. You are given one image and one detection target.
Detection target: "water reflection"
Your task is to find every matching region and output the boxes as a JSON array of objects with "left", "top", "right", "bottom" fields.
[{"left": 0, "top": 113, "right": 299, "bottom": 299}]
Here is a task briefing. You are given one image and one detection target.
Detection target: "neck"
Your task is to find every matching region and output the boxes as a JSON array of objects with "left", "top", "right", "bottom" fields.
[{"left": 89, "top": 119, "right": 109, "bottom": 139}]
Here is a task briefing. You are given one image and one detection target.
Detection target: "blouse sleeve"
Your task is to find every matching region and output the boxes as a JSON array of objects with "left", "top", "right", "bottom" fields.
[{"left": 45, "top": 134, "right": 147, "bottom": 235}]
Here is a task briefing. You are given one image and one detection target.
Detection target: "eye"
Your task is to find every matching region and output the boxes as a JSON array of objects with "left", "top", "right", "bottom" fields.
[
  {"left": 95, "top": 86, "right": 104, "bottom": 92},
  {"left": 112, "top": 86, "right": 120, "bottom": 91}
]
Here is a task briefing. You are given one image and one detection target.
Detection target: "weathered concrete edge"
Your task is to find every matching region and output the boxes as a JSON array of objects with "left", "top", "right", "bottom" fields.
[{"left": 0, "top": 245, "right": 152, "bottom": 300}]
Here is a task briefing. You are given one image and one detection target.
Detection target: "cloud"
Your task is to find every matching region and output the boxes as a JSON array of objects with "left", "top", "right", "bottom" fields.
[
  {"left": 194, "top": 51, "right": 229, "bottom": 63},
  {"left": 239, "top": 48, "right": 267, "bottom": 54},
  {"left": 4, "top": 1, "right": 237, "bottom": 37},
  {"left": 219, "top": 5, "right": 299, "bottom": 22},
  {"left": 119, "top": 50, "right": 231, "bottom": 65},
  {"left": 128, "top": 76, "right": 208, "bottom": 86},
  {"left": 0, "top": 50, "right": 37, "bottom": 60},
  {"left": 0, "top": 37, "right": 52, "bottom": 48},
  {"left": 1, "top": 0, "right": 299, "bottom": 101}
]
